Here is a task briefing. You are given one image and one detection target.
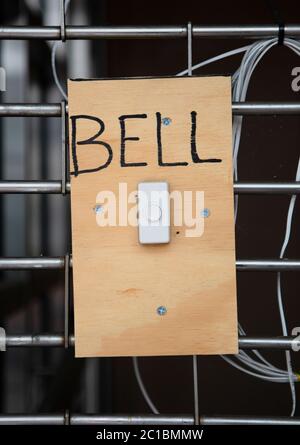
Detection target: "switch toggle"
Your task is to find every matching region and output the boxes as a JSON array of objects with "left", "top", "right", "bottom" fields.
[{"left": 138, "top": 181, "right": 170, "bottom": 244}]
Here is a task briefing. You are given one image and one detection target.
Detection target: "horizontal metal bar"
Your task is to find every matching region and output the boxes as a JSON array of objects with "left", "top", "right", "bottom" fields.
[
  {"left": 0, "top": 181, "right": 300, "bottom": 195},
  {"left": 193, "top": 24, "right": 300, "bottom": 39},
  {"left": 236, "top": 259, "right": 300, "bottom": 271},
  {"left": 0, "top": 414, "right": 299, "bottom": 425},
  {"left": 0, "top": 415, "right": 65, "bottom": 425},
  {"left": 1, "top": 102, "right": 300, "bottom": 116},
  {"left": 4, "top": 335, "right": 299, "bottom": 350},
  {"left": 232, "top": 102, "right": 300, "bottom": 115},
  {"left": 0, "top": 257, "right": 64, "bottom": 269},
  {"left": 234, "top": 182, "right": 300, "bottom": 193},
  {"left": 72, "top": 414, "right": 300, "bottom": 425},
  {"left": 0, "top": 181, "right": 66, "bottom": 194},
  {"left": 238, "top": 336, "right": 299, "bottom": 349},
  {"left": 6, "top": 335, "right": 69, "bottom": 347},
  {"left": 1, "top": 25, "right": 300, "bottom": 40},
  {"left": 72, "top": 414, "right": 193, "bottom": 425},
  {"left": 200, "top": 416, "right": 300, "bottom": 426},
  {"left": 1, "top": 257, "right": 300, "bottom": 271},
  {"left": 0, "top": 104, "right": 61, "bottom": 117}
]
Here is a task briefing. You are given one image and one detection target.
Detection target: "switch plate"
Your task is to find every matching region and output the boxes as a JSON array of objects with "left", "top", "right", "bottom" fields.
[{"left": 138, "top": 181, "right": 170, "bottom": 244}]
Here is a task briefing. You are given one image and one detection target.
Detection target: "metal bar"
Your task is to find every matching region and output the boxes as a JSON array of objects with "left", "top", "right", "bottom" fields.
[
  {"left": 60, "top": 0, "right": 66, "bottom": 42},
  {"left": 5, "top": 335, "right": 67, "bottom": 347},
  {"left": 238, "top": 337, "right": 299, "bottom": 349},
  {"left": 1, "top": 257, "right": 300, "bottom": 270},
  {"left": 4, "top": 335, "right": 299, "bottom": 350},
  {"left": 0, "top": 415, "right": 65, "bottom": 425},
  {"left": 200, "top": 416, "right": 300, "bottom": 426},
  {"left": 72, "top": 414, "right": 194, "bottom": 425},
  {"left": 235, "top": 182, "right": 300, "bottom": 193},
  {"left": 187, "top": 22, "right": 193, "bottom": 77},
  {"left": 61, "top": 101, "right": 67, "bottom": 195},
  {"left": 0, "top": 181, "right": 300, "bottom": 195},
  {"left": 192, "top": 355, "right": 199, "bottom": 425},
  {"left": 0, "top": 181, "right": 65, "bottom": 193},
  {"left": 193, "top": 24, "right": 300, "bottom": 39},
  {"left": 1, "top": 25, "right": 300, "bottom": 40},
  {"left": 64, "top": 255, "right": 70, "bottom": 348},
  {"left": 0, "top": 104, "right": 61, "bottom": 116},
  {"left": 1, "top": 102, "right": 300, "bottom": 116},
  {"left": 75, "top": 414, "right": 300, "bottom": 425},
  {"left": 236, "top": 259, "right": 300, "bottom": 271},
  {"left": 0, "top": 257, "right": 65, "bottom": 269},
  {"left": 0, "top": 414, "right": 299, "bottom": 425},
  {"left": 232, "top": 102, "right": 300, "bottom": 115}
]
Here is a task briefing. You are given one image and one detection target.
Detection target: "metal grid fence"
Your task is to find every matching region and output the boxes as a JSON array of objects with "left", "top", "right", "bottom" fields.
[{"left": 0, "top": 20, "right": 300, "bottom": 425}]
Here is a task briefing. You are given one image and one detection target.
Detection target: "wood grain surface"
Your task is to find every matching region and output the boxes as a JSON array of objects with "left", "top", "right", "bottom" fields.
[{"left": 68, "top": 76, "right": 238, "bottom": 357}]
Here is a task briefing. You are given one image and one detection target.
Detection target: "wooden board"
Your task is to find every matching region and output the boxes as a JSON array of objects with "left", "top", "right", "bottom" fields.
[{"left": 68, "top": 76, "right": 238, "bottom": 357}]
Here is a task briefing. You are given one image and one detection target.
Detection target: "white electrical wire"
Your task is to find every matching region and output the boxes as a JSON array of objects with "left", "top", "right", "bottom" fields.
[
  {"left": 50, "top": 10, "right": 299, "bottom": 414},
  {"left": 222, "top": 355, "right": 297, "bottom": 382},
  {"left": 176, "top": 45, "right": 252, "bottom": 77},
  {"left": 51, "top": 0, "right": 70, "bottom": 100},
  {"left": 275, "top": 155, "right": 300, "bottom": 415},
  {"left": 132, "top": 357, "right": 159, "bottom": 414},
  {"left": 228, "top": 36, "right": 300, "bottom": 416}
]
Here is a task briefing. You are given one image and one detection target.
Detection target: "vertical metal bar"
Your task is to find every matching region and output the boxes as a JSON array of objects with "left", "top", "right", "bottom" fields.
[
  {"left": 64, "top": 254, "right": 69, "bottom": 348},
  {"left": 60, "top": 0, "right": 66, "bottom": 42},
  {"left": 187, "top": 22, "right": 192, "bottom": 77},
  {"left": 186, "top": 21, "right": 199, "bottom": 426},
  {"left": 61, "top": 101, "right": 67, "bottom": 195},
  {"left": 192, "top": 355, "right": 199, "bottom": 425}
]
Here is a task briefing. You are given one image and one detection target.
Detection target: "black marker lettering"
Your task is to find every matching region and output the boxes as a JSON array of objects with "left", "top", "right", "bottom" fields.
[
  {"left": 70, "top": 115, "right": 113, "bottom": 176},
  {"left": 156, "top": 112, "right": 188, "bottom": 167},
  {"left": 119, "top": 114, "right": 148, "bottom": 167},
  {"left": 190, "top": 111, "right": 222, "bottom": 163}
]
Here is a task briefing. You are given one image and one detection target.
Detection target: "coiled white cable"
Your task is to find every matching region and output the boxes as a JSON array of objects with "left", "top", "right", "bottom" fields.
[{"left": 228, "top": 37, "right": 300, "bottom": 416}]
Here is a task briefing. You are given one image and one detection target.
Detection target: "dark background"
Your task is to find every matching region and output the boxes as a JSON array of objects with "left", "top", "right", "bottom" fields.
[{"left": 0, "top": 0, "right": 299, "bottom": 418}]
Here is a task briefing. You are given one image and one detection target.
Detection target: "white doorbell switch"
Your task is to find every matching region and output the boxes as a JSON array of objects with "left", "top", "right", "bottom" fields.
[{"left": 138, "top": 181, "right": 170, "bottom": 244}]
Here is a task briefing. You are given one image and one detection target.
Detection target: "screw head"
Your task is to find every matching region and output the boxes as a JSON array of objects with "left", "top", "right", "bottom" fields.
[
  {"left": 157, "top": 306, "right": 167, "bottom": 316},
  {"left": 93, "top": 204, "right": 103, "bottom": 214},
  {"left": 162, "top": 117, "right": 172, "bottom": 126},
  {"left": 201, "top": 208, "right": 210, "bottom": 218}
]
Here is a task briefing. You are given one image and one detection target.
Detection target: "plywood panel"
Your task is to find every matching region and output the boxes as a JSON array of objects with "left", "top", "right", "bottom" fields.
[{"left": 68, "top": 76, "right": 237, "bottom": 357}]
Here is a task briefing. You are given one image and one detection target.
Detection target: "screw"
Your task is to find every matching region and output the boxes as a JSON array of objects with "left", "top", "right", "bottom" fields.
[
  {"left": 162, "top": 117, "right": 172, "bottom": 126},
  {"left": 201, "top": 208, "right": 210, "bottom": 218},
  {"left": 157, "top": 306, "right": 167, "bottom": 316},
  {"left": 93, "top": 204, "right": 103, "bottom": 214}
]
